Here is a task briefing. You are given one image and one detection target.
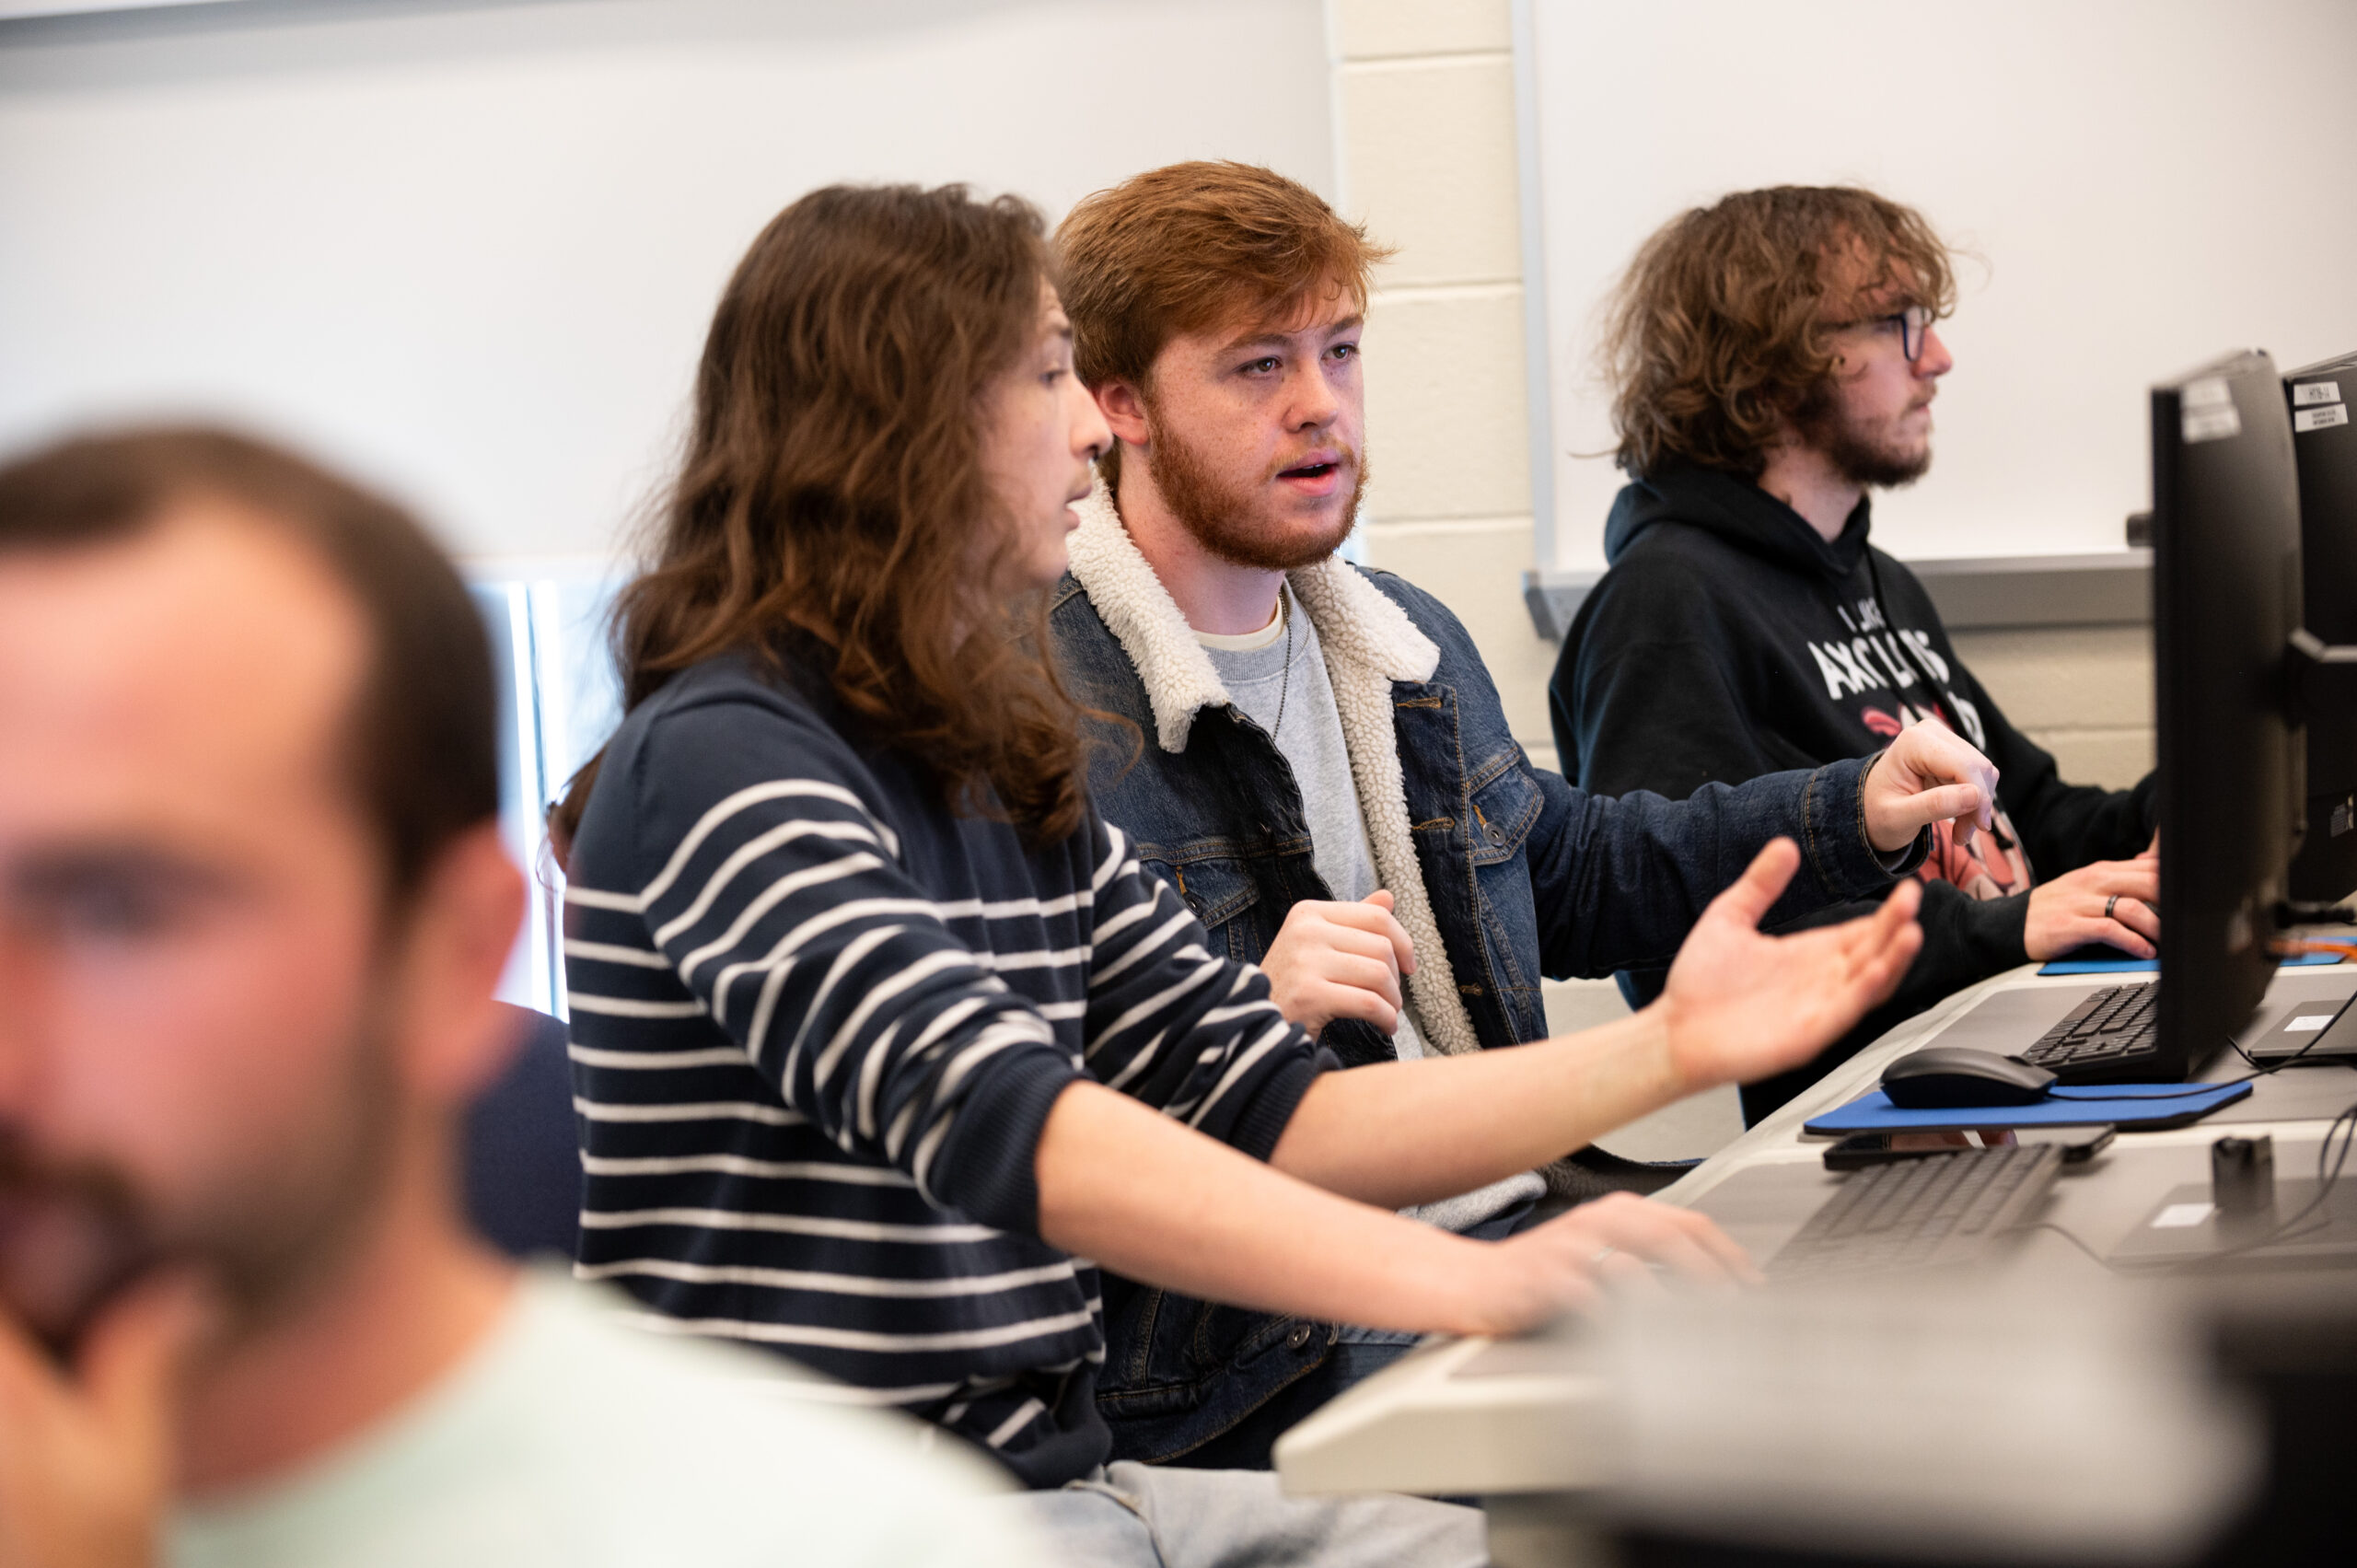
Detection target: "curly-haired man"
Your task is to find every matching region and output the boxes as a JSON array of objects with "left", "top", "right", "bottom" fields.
[{"left": 1550, "top": 185, "right": 2161, "bottom": 1123}]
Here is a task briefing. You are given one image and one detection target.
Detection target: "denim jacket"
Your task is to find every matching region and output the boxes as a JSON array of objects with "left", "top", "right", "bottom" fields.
[{"left": 1047, "top": 493, "right": 1923, "bottom": 1466}]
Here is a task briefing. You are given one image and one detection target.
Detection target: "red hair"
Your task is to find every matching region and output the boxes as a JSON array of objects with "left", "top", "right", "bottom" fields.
[{"left": 1056, "top": 162, "right": 1392, "bottom": 482}]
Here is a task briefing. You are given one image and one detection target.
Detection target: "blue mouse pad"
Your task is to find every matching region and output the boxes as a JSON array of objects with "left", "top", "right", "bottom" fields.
[
  {"left": 2037, "top": 950, "right": 2342, "bottom": 976},
  {"left": 1804, "top": 1079, "right": 2252, "bottom": 1135}
]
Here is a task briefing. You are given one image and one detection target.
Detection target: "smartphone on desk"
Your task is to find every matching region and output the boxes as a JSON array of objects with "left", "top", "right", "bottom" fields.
[{"left": 1823, "top": 1125, "right": 2116, "bottom": 1171}]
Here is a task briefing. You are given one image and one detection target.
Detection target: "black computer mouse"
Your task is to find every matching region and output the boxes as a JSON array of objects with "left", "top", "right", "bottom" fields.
[{"left": 1879, "top": 1047, "right": 2058, "bottom": 1109}]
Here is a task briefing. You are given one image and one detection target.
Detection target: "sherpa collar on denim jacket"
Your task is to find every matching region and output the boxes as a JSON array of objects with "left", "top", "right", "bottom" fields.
[{"left": 1062, "top": 482, "right": 1484, "bottom": 1061}]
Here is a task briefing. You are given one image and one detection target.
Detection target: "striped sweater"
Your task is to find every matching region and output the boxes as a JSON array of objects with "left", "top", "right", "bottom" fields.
[{"left": 562, "top": 652, "right": 1328, "bottom": 1486}]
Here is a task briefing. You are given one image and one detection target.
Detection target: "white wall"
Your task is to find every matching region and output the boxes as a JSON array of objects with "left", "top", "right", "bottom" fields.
[
  {"left": 1528, "top": 0, "right": 2357, "bottom": 571},
  {"left": 0, "top": 0, "right": 1334, "bottom": 1012},
  {"left": 1329, "top": 3, "right": 1566, "bottom": 756},
  {"left": 0, "top": 0, "right": 1335, "bottom": 566}
]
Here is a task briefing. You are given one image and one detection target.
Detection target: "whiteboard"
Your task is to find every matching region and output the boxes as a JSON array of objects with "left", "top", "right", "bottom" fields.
[
  {"left": 1522, "top": 0, "right": 2357, "bottom": 572},
  {"left": 0, "top": 0, "right": 1335, "bottom": 566}
]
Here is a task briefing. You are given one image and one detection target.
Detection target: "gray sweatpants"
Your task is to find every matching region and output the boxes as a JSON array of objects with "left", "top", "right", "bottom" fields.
[{"left": 1004, "top": 1460, "right": 1486, "bottom": 1567}]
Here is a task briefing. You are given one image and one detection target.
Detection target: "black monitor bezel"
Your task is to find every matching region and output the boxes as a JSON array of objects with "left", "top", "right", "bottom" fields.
[
  {"left": 2151, "top": 349, "right": 2303, "bottom": 1074},
  {"left": 2283, "top": 351, "right": 2357, "bottom": 905}
]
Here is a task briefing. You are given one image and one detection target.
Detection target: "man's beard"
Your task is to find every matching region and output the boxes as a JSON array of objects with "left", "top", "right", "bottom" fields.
[
  {"left": 1145, "top": 410, "right": 1366, "bottom": 573},
  {"left": 0, "top": 1006, "right": 402, "bottom": 1360},
  {"left": 1794, "top": 379, "right": 1933, "bottom": 490}
]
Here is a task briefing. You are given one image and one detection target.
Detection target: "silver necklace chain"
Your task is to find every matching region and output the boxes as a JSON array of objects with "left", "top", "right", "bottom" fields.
[{"left": 1269, "top": 585, "right": 1294, "bottom": 741}]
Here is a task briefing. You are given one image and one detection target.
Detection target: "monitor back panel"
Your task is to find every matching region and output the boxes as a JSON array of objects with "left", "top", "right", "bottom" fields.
[
  {"left": 2286, "top": 351, "right": 2357, "bottom": 903},
  {"left": 2152, "top": 351, "right": 2303, "bottom": 1074}
]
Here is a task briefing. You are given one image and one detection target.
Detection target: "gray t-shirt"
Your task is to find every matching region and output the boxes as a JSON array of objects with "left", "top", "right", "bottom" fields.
[
  {"left": 1202, "top": 600, "right": 1431, "bottom": 1064},
  {"left": 1203, "top": 595, "right": 1542, "bottom": 1233}
]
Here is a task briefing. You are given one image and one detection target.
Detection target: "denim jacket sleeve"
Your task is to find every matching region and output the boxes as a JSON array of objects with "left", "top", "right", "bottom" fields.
[{"left": 1525, "top": 753, "right": 1932, "bottom": 980}]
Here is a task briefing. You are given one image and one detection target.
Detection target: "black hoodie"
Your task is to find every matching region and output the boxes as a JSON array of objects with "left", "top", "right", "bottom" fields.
[{"left": 1550, "top": 464, "right": 2155, "bottom": 1121}]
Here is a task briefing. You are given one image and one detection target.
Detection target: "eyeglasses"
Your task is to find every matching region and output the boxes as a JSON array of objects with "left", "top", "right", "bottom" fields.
[{"left": 1825, "top": 302, "right": 1935, "bottom": 362}]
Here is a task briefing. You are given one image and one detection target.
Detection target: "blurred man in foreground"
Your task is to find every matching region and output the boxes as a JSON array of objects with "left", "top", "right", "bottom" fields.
[{"left": 0, "top": 428, "right": 1028, "bottom": 1567}]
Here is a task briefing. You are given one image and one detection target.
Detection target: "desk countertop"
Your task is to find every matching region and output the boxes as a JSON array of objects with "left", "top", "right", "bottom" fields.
[
  {"left": 1273, "top": 958, "right": 2357, "bottom": 1504},
  {"left": 1668, "top": 965, "right": 2357, "bottom": 1269}
]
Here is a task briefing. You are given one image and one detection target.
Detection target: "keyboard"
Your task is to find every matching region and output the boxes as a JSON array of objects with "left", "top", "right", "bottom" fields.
[
  {"left": 1769, "top": 1144, "right": 2063, "bottom": 1280},
  {"left": 2020, "top": 983, "right": 2164, "bottom": 1081}
]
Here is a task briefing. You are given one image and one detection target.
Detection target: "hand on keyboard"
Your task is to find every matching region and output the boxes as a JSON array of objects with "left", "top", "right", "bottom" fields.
[
  {"left": 1652, "top": 840, "right": 1923, "bottom": 1095},
  {"left": 2025, "top": 854, "right": 2161, "bottom": 960},
  {"left": 1468, "top": 1192, "right": 1759, "bottom": 1334}
]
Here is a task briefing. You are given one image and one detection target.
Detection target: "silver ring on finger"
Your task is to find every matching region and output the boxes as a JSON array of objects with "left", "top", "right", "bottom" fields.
[{"left": 2104, "top": 893, "right": 2119, "bottom": 921}]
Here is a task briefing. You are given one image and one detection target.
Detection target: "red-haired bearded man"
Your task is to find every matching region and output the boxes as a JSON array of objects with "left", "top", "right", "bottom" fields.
[{"left": 1047, "top": 162, "right": 2005, "bottom": 1470}]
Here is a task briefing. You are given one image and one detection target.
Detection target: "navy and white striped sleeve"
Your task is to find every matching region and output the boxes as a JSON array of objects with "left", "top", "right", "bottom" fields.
[
  {"left": 610, "top": 699, "right": 1086, "bottom": 1236},
  {"left": 1075, "top": 819, "right": 1329, "bottom": 1161}
]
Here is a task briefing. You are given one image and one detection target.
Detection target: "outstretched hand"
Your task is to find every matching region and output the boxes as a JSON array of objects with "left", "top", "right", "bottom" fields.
[
  {"left": 1864, "top": 720, "right": 2000, "bottom": 853},
  {"left": 1655, "top": 839, "right": 1923, "bottom": 1093}
]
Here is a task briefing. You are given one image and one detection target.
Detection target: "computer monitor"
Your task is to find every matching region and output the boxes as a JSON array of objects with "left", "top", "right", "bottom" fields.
[
  {"left": 2284, "top": 351, "right": 2357, "bottom": 906},
  {"left": 2150, "top": 349, "right": 2305, "bottom": 1076}
]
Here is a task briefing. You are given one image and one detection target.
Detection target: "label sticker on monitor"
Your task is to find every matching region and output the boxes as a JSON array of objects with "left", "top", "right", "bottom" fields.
[
  {"left": 2184, "top": 377, "right": 2234, "bottom": 409},
  {"left": 2287, "top": 1015, "right": 2335, "bottom": 1032},
  {"left": 2295, "top": 404, "right": 2350, "bottom": 435},
  {"left": 2151, "top": 1202, "right": 2214, "bottom": 1229},
  {"left": 2184, "top": 405, "right": 2243, "bottom": 444},
  {"left": 2293, "top": 379, "right": 2342, "bottom": 407}
]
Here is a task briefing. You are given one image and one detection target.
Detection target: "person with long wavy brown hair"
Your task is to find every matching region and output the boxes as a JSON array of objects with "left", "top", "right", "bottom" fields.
[
  {"left": 551, "top": 182, "right": 1094, "bottom": 851},
  {"left": 1552, "top": 185, "right": 2160, "bottom": 1126},
  {"left": 554, "top": 180, "right": 1948, "bottom": 1562}
]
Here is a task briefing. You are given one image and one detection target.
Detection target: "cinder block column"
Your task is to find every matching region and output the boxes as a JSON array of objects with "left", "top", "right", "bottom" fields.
[
  {"left": 1949, "top": 626, "right": 2156, "bottom": 789},
  {"left": 1328, "top": 0, "right": 1560, "bottom": 768}
]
